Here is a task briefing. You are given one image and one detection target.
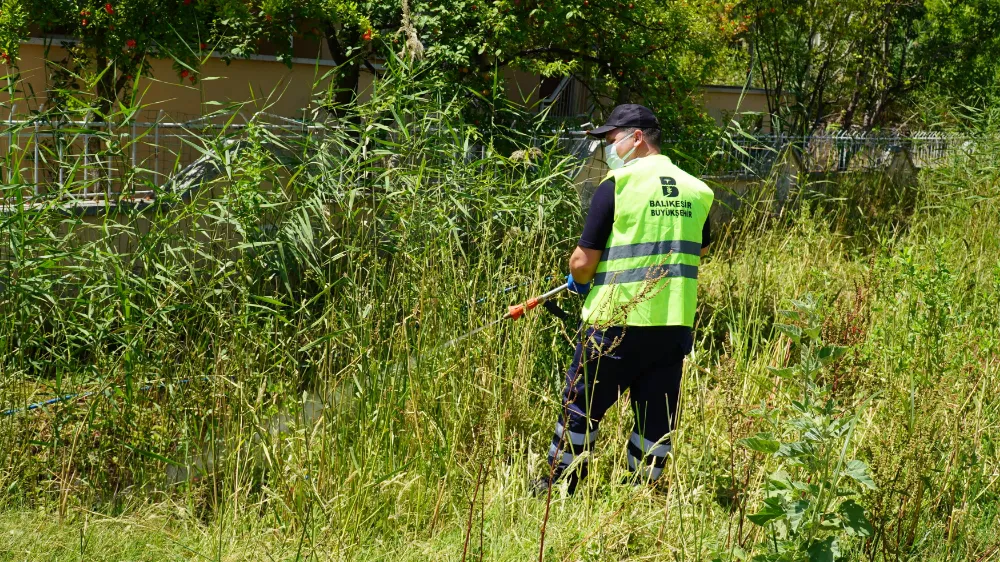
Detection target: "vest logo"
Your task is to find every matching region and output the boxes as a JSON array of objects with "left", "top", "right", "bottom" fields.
[{"left": 660, "top": 177, "right": 679, "bottom": 197}]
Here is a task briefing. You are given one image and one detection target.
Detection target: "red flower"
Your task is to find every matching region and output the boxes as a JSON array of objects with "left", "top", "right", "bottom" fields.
[
  {"left": 265, "top": 14, "right": 272, "bottom": 21},
  {"left": 183, "top": 0, "right": 192, "bottom": 5},
  {"left": 199, "top": 42, "right": 207, "bottom": 50},
  {"left": 189, "top": 75, "right": 196, "bottom": 83},
  {"left": 180, "top": 70, "right": 189, "bottom": 78},
  {"left": 105, "top": 3, "right": 114, "bottom": 14},
  {"left": 362, "top": 29, "right": 372, "bottom": 41},
  {"left": 81, "top": 18, "right": 88, "bottom": 26},
  {"left": 126, "top": 39, "right": 136, "bottom": 48}
]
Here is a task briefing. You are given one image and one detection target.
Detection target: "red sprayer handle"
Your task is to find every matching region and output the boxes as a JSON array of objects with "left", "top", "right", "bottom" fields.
[{"left": 505, "top": 283, "right": 569, "bottom": 321}]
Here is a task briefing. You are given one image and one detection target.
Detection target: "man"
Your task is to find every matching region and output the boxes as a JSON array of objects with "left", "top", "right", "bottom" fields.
[{"left": 535, "top": 104, "right": 714, "bottom": 494}]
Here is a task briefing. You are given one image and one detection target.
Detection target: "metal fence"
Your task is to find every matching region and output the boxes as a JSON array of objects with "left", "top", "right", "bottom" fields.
[
  {"left": 662, "top": 131, "right": 974, "bottom": 179},
  {"left": 540, "top": 77, "right": 591, "bottom": 119},
  {"left": 0, "top": 109, "right": 319, "bottom": 201},
  {"left": 0, "top": 108, "right": 979, "bottom": 203}
]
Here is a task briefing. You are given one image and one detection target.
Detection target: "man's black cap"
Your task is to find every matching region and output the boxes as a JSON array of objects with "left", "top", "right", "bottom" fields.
[{"left": 586, "top": 104, "right": 660, "bottom": 137}]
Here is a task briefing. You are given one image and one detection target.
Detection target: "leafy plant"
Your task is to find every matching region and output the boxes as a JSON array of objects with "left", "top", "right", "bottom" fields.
[
  {"left": 740, "top": 295, "right": 876, "bottom": 562},
  {"left": 3, "top": 37, "right": 1000, "bottom": 561}
]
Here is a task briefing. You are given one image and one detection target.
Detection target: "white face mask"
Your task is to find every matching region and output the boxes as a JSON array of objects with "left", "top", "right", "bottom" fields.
[{"left": 604, "top": 132, "right": 637, "bottom": 169}]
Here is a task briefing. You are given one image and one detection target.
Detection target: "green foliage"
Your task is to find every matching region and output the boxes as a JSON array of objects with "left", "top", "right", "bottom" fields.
[
  {"left": 4, "top": 0, "right": 999, "bottom": 132},
  {"left": 4, "top": 59, "right": 1000, "bottom": 561},
  {"left": 0, "top": 0, "right": 371, "bottom": 109},
  {"left": 741, "top": 296, "right": 875, "bottom": 561},
  {"left": 486, "top": 0, "right": 728, "bottom": 135},
  {"left": 2, "top": 0, "right": 735, "bottom": 136},
  {"left": 0, "top": 0, "right": 28, "bottom": 66},
  {"left": 4, "top": 0, "right": 226, "bottom": 98},
  {"left": 918, "top": 0, "right": 1000, "bottom": 101},
  {"left": 730, "top": 0, "right": 1000, "bottom": 132},
  {"left": 0, "top": 60, "right": 583, "bottom": 524}
]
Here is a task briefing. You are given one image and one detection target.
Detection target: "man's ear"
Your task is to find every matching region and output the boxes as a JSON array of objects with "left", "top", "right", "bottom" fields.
[{"left": 632, "top": 129, "right": 644, "bottom": 148}]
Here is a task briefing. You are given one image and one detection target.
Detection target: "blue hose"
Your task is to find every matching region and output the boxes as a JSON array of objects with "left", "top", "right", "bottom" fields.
[{"left": 1, "top": 378, "right": 201, "bottom": 418}]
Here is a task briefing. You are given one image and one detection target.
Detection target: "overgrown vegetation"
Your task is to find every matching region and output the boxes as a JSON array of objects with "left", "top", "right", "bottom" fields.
[
  {"left": 9, "top": 0, "right": 998, "bottom": 134},
  {"left": 0, "top": 0, "right": 731, "bottom": 133},
  {"left": 2, "top": 59, "right": 1000, "bottom": 561}
]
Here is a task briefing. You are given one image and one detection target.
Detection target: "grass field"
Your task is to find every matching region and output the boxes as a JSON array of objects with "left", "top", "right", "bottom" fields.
[{"left": 2, "top": 72, "right": 999, "bottom": 560}]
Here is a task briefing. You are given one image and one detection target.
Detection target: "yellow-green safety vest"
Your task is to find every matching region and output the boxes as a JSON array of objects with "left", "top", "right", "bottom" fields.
[{"left": 581, "top": 154, "right": 715, "bottom": 327}]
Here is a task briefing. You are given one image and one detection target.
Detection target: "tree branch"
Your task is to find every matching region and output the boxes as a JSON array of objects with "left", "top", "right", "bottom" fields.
[{"left": 510, "top": 47, "right": 611, "bottom": 69}]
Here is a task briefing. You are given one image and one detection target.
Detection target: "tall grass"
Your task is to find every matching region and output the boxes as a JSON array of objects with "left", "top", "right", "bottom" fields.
[{"left": 2, "top": 59, "right": 1000, "bottom": 561}]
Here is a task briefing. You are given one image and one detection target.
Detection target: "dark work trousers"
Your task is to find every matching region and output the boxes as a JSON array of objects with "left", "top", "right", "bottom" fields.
[{"left": 547, "top": 324, "right": 693, "bottom": 487}]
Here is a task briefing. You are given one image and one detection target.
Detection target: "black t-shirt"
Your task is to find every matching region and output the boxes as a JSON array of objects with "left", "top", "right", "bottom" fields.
[{"left": 578, "top": 177, "right": 712, "bottom": 251}]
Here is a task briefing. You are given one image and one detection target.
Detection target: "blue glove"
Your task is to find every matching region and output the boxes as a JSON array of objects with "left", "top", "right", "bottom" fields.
[{"left": 567, "top": 273, "right": 591, "bottom": 296}]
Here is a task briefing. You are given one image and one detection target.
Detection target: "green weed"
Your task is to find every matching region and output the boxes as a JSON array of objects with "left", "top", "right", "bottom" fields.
[{"left": 2, "top": 58, "right": 1000, "bottom": 561}]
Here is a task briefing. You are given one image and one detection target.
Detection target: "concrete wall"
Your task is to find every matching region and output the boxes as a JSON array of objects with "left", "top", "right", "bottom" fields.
[
  {"left": 3, "top": 41, "right": 547, "bottom": 120},
  {"left": 698, "top": 85, "right": 773, "bottom": 132},
  {"left": 504, "top": 68, "right": 542, "bottom": 107},
  {"left": 4, "top": 40, "right": 773, "bottom": 126},
  {"left": 4, "top": 42, "right": 338, "bottom": 121}
]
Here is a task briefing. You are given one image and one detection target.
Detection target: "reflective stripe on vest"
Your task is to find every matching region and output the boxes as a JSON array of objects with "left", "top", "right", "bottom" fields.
[
  {"left": 580, "top": 154, "right": 714, "bottom": 327},
  {"left": 592, "top": 263, "right": 699, "bottom": 286},
  {"left": 599, "top": 239, "right": 702, "bottom": 262}
]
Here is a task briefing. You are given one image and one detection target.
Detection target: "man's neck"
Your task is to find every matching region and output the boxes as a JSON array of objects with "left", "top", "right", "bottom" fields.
[{"left": 629, "top": 148, "right": 661, "bottom": 162}]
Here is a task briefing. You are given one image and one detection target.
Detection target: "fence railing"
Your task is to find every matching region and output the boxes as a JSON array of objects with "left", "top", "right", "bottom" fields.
[
  {"left": 663, "top": 131, "right": 974, "bottom": 179},
  {"left": 0, "top": 110, "right": 979, "bottom": 204},
  {"left": 0, "top": 110, "right": 320, "bottom": 202},
  {"left": 540, "top": 77, "right": 590, "bottom": 119}
]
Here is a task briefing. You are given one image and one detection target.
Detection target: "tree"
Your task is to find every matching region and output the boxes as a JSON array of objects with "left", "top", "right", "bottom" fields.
[
  {"left": 2, "top": 0, "right": 734, "bottom": 138},
  {"left": 831, "top": 0, "right": 1000, "bottom": 130},
  {"left": 486, "top": 0, "right": 731, "bottom": 136},
  {"left": 834, "top": 0, "right": 925, "bottom": 130},
  {"left": 4, "top": 1, "right": 206, "bottom": 113},
  {"left": 916, "top": 0, "right": 1000, "bottom": 102},
  {"left": 732, "top": 0, "right": 867, "bottom": 134},
  {"left": 730, "top": 0, "right": 1000, "bottom": 132},
  {"left": 0, "top": 0, "right": 372, "bottom": 116}
]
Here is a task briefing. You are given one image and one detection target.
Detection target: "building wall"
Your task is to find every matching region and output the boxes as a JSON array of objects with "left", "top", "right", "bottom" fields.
[
  {"left": 3, "top": 41, "right": 338, "bottom": 122},
  {"left": 3, "top": 41, "right": 551, "bottom": 122},
  {"left": 504, "top": 68, "right": 542, "bottom": 107},
  {"left": 699, "top": 85, "right": 773, "bottom": 132},
  {"left": 4, "top": 42, "right": 774, "bottom": 127}
]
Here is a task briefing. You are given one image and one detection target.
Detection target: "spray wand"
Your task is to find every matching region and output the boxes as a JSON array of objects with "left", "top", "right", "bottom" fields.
[
  {"left": 437, "top": 282, "right": 569, "bottom": 351},
  {"left": 503, "top": 283, "right": 569, "bottom": 320}
]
